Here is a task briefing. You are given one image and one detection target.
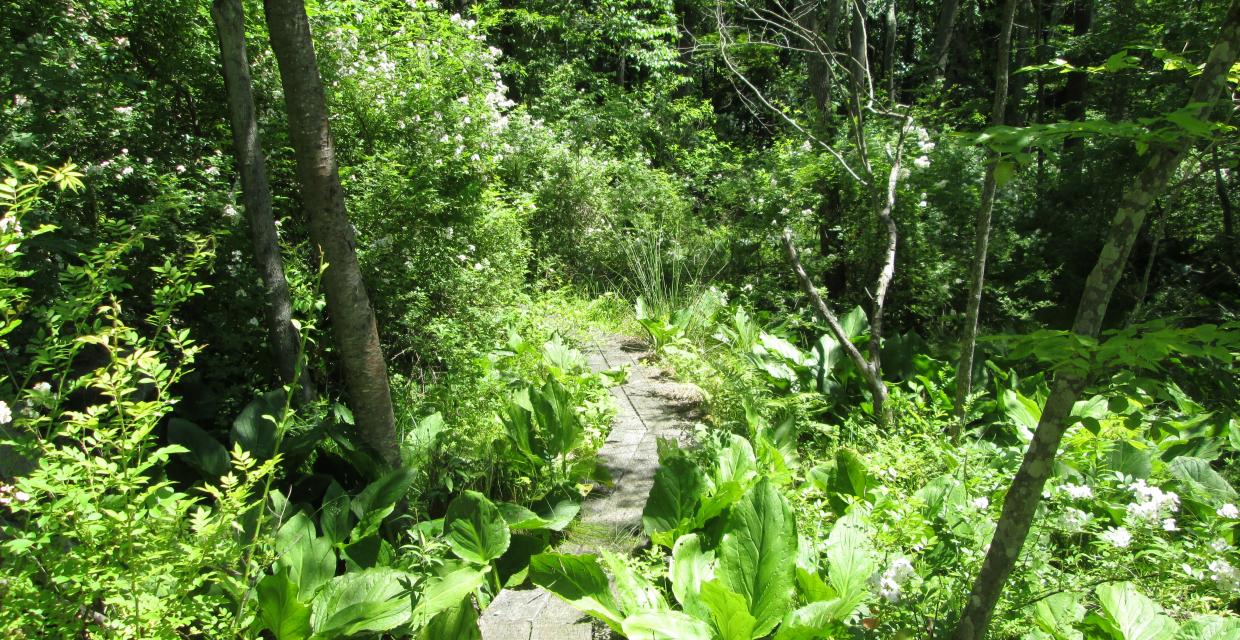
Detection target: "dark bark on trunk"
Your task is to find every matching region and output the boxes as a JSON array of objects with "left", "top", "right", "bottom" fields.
[
  {"left": 263, "top": 0, "right": 401, "bottom": 468},
  {"left": 1215, "top": 146, "right": 1236, "bottom": 268},
  {"left": 953, "top": 0, "right": 1017, "bottom": 434},
  {"left": 797, "top": 0, "right": 832, "bottom": 122},
  {"left": 1060, "top": 0, "right": 1093, "bottom": 157},
  {"left": 930, "top": 0, "right": 961, "bottom": 80},
  {"left": 211, "top": 0, "right": 312, "bottom": 405},
  {"left": 952, "top": 3, "right": 1240, "bottom": 636}
]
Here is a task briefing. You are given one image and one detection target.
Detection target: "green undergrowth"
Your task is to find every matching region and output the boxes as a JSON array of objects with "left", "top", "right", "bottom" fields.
[{"left": 530, "top": 294, "right": 1240, "bottom": 639}]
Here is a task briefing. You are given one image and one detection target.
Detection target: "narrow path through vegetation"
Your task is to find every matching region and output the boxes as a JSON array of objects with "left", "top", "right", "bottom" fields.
[{"left": 479, "top": 334, "right": 702, "bottom": 640}]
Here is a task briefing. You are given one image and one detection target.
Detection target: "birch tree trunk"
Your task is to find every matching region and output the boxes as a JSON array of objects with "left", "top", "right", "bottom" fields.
[
  {"left": 952, "top": 3, "right": 1240, "bottom": 636},
  {"left": 263, "top": 0, "right": 401, "bottom": 468},
  {"left": 211, "top": 0, "right": 312, "bottom": 405},
  {"left": 952, "top": 0, "right": 1017, "bottom": 435}
]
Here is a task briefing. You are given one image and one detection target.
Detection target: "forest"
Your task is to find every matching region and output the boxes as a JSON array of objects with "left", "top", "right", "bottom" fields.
[{"left": 0, "top": 0, "right": 1238, "bottom": 638}]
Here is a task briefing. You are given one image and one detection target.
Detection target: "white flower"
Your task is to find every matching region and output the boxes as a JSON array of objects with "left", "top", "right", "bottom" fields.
[
  {"left": 1212, "top": 538, "right": 1230, "bottom": 553},
  {"left": 247, "top": 318, "right": 259, "bottom": 327},
  {"left": 4, "top": 244, "right": 17, "bottom": 254},
  {"left": 0, "top": 401, "right": 11, "bottom": 424},
  {"left": 1162, "top": 518, "right": 1178, "bottom": 532},
  {"left": 223, "top": 204, "right": 239, "bottom": 219},
  {"left": 13, "top": 490, "right": 28, "bottom": 503},
  {"left": 1060, "top": 483, "right": 1093, "bottom": 500},
  {"left": 1061, "top": 507, "right": 1091, "bottom": 532},
  {"left": 204, "top": 166, "right": 221, "bottom": 177},
  {"left": 877, "top": 576, "right": 901, "bottom": 602},
  {"left": 176, "top": 164, "right": 186, "bottom": 173},
  {"left": 121, "top": 166, "right": 134, "bottom": 176},
  {"left": 971, "top": 496, "right": 990, "bottom": 510},
  {"left": 913, "top": 155, "right": 931, "bottom": 169},
  {"left": 1209, "top": 559, "right": 1240, "bottom": 590},
  {"left": 457, "top": 254, "right": 467, "bottom": 262},
  {"left": 887, "top": 557, "right": 915, "bottom": 582},
  {"left": 114, "top": 106, "right": 134, "bottom": 116},
  {"left": 1100, "top": 526, "right": 1132, "bottom": 548},
  {"left": 32, "top": 382, "right": 50, "bottom": 394},
  {"left": 1218, "top": 503, "right": 1239, "bottom": 519},
  {"left": 1126, "top": 480, "right": 1179, "bottom": 522}
]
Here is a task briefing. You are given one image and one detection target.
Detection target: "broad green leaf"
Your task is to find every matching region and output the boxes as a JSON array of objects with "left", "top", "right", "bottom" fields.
[
  {"left": 1003, "top": 389, "right": 1042, "bottom": 442},
  {"left": 1107, "top": 441, "right": 1151, "bottom": 480},
  {"left": 1169, "top": 457, "right": 1237, "bottom": 505},
  {"left": 670, "top": 533, "right": 715, "bottom": 618},
  {"left": 831, "top": 449, "right": 872, "bottom": 505},
  {"left": 231, "top": 389, "right": 286, "bottom": 459},
  {"left": 839, "top": 306, "right": 869, "bottom": 339},
  {"left": 256, "top": 572, "right": 311, "bottom": 640},
  {"left": 529, "top": 553, "right": 624, "bottom": 632},
  {"left": 772, "top": 601, "right": 850, "bottom": 640},
  {"left": 717, "top": 478, "right": 796, "bottom": 637},
  {"left": 824, "top": 510, "right": 876, "bottom": 618},
  {"left": 351, "top": 466, "right": 416, "bottom": 519},
  {"left": 621, "top": 611, "right": 714, "bottom": 640},
  {"left": 408, "top": 412, "right": 445, "bottom": 456},
  {"left": 275, "top": 513, "right": 335, "bottom": 600},
  {"left": 715, "top": 433, "right": 759, "bottom": 488},
  {"left": 495, "top": 533, "right": 549, "bottom": 588},
  {"left": 532, "top": 378, "right": 584, "bottom": 457},
  {"left": 418, "top": 596, "right": 481, "bottom": 640},
  {"left": 1029, "top": 592, "right": 1085, "bottom": 640},
  {"left": 167, "top": 418, "right": 229, "bottom": 478},
  {"left": 698, "top": 580, "right": 757, "bottom": 640},
  {"left": 531, "top": 489, "right": 581, "bottom": 531},
  {"left": 498, "top": 502, "right": 549, "bottom": 530},
  {"left": 444, "top": 491, "right": 511, "bottom": 564},
  {"left": 310, "top": 568, "right": 413, "bottom": 637},
  {"left": 319, "top": 481, "right": 351, "bottom": 547},
  {"left": 411, "top": 565, "right": 488, "bottom": 628},
  {"left": 642, "top": 456, "right": 706, "bottom": 544},
  {"left": 1095, "top": 582, "right": 1178, "bottom": 640},
  {"left": 603, "top": 551, "right": 668, "bottom": 615},
  {"left": 1176, "top": 615, "right": 1240, "bottom": 640}
]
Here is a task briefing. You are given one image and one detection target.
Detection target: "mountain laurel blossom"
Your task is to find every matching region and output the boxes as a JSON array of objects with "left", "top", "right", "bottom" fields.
[{"left": 1101, "top": 526, "right": 1132, "bottom": 548}]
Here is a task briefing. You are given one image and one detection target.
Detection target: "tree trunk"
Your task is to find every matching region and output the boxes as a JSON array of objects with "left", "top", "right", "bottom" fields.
[
  {"left": 952, "top": 0, "right": 1017, "bottom": 434},
  {"left": 952, "top": 3, "right": 1240, "bottom": 636},
  {"left": 848, "top": 0, "right": 872, "bottom": 106},
  {"left": 1215, "top": 146, "right": 1236, "bottom": 268},
  {"left": 883, "top": 0, "right": 897, "bottom": 99},
  {"left": 211, "top": 0, "right": 312, "bottom": 405},
  {"left": 930, "top": 0, "right": 961, "bottom": 80},
  {"left": 797, "top": 0, "right": 832, "bottom": 123},
  {"left": 783, "top": 229, "right": 890, "bottom": 424},
  {"left": 263, "top": 0, "right": 401, "bottom": 468}
]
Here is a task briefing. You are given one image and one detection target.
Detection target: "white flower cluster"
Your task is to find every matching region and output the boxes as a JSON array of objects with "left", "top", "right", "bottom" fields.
[
  {"left": 911, "top": 126, "right": 934, "bottom": 169},
  {"left": 1059, "top": 482, "right": 1093, "bottom": 499},
  {"left": 1218, "top": 503, "right": 1239, "bottom": 519},
  {"left": 1061, "top": 507, "right": 1092, "bottom": 532},
  {"left": 870, "top": 557, "right": 915, "bottom": 603},
  {"left": 0, "top": 481, "right": 30, "bottom": 507},
  {"left": 1125, "top": 479, "right": 1179, "bottom": 524},
  {"left": 1100, "top": 526, "right": 1132, "bottom": 548},
  {"left": 1209, "top": 559, "right": 1240, "bottom": 591}
]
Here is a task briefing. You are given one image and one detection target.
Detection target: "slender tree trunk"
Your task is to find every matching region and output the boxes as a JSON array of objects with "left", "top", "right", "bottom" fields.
[
  {"left": 866, "top": 155, "right": 901, "bottom": 427},
  {"left": 211, "top": 0, "right": 312, "bottom": 405},
  {"left": 263, "top": 0, "right": 401, "bottom": 468},
  {"left": 848, "top": 0, "right": 873, "bottom": 106},
  {"left": 783, "top": 229, "right": 890, "bottom": 424},
  {"left": 1215, "top": 146, "right": 1236, "bottom": 268},
  {"left": 930, "top": 0, "right": 961, "bottom": 80},
  {"left": 952, "top": 4, "right": 1240, "bottom": 636},
  {"left": 883, "top": 0, "right": 897, "bottom": 99},
  {"left": 1130, "top": 199, "right": 1166, "bottom": 323},
  {"left": 952, "top": 0, "right": 1017, "bottom": 434}
]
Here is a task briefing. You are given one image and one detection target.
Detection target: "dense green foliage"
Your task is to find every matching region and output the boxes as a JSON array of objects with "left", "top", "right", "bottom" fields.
[{"left": 0, "top": 0, "right": 1237, "bottom": 637}]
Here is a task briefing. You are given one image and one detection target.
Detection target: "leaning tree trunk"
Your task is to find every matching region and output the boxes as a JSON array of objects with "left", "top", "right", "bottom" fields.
[
  {"left": 211, "top": 0, "right": 312, "bottom": 405},
  {"left": 783, "top": 229, "right": 890, "bottom": 423},
  {"left": 952, "top": 0, "right": 1017, "bottom": 435},
  {"left": 263, "top": 0, "right": 401, "bottom": 468},
  {"left": 952, "top": 3, "right": 1240, "bottom": 637}
]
